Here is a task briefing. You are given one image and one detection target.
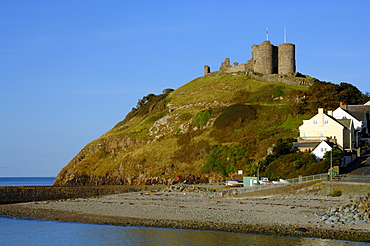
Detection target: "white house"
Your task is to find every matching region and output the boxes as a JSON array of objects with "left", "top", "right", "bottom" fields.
[
  {"left": 298, "top": 108, "right": 356, "bottom": 150},
  {"left": 311, "top": 141, "right": 333, "bottom": 161},
  {"left": 333, "top": 107, "right": 363, "bottom": 131}
]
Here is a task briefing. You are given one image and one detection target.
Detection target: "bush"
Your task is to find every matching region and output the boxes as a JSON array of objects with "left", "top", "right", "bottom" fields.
[
  {"left": 194, "top": 110, "right": 211, "bottom": 128},
  {"left": 162, "top": 88, "right": 174, "bottom": 94},
  {"left": 261, "top": 151, "right": 319, "bottom": 180},
  {"left": 272, "top": 138, "right": 293, "bottom": 156},
  {"left": 322, "top": 148, "right": 342, "bottom": 167},
  {"left": 331, "top": 190, "right": 342, "bottom": 197},
  {"left": 202, "top": 145, "right": 246, "bottom": 176}
]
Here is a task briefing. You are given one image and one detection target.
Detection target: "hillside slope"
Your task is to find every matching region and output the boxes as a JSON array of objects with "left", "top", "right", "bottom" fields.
[{"left": 54, "top": 74, "right": 312, "bottom": 186}]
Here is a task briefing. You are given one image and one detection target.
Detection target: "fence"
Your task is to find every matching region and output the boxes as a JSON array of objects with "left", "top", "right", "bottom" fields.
[
  {"left": 332, "top": 174, "right": 370, "bottom": 183},
  {"left": 285, "top": 173, "right": 329, "bottom": 184},
  {"left": 168, "top": 173, "right": 330, "bottom": 201}
]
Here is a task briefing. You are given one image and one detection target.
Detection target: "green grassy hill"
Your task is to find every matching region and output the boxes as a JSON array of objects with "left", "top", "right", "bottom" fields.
[{"left": 54, "top": 74, "right": 316, "bottom": 185}]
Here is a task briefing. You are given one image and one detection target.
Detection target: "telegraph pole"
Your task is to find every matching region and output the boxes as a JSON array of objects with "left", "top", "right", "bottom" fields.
[{"left": 330, "top": 150, "right": 333, "bottom": 181}]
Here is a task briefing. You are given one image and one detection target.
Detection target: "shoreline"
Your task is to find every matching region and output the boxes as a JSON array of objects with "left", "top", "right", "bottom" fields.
[
  {"left": 0, "top": 205, "right": 367, "bottom": 242},
  {"left": 0, "top": 190, "right": 369, "bottom": 242}
]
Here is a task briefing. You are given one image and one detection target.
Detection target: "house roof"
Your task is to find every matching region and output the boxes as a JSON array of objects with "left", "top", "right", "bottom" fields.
[
  {"left": 312, "top": 140, "right": 338, "bottom": 151},
  {"left": 293, "top": 142, "right": 319, "bottom": 148},
  {"left": 349, "top": 111, "right": 366, "bottom": 122},
  {"left": 319, "top": 140, "right": 336, "bottom": 148},
  {"left": 335, "top": 107, "right": 362, "bottom": 121},
  {"left": 336, "top": 119, "right": 352, "bottom": 129},
  {"left": 347, "top": 105, "right": 370, "bottom": 112}
]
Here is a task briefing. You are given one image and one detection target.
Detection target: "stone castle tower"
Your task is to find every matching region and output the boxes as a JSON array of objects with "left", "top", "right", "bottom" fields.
[
  {"left": 204, "top": 40, "right": 296, "bottom": 76},
  {"left": 252, "top": 41, "right": 295, "bottom": 75}
]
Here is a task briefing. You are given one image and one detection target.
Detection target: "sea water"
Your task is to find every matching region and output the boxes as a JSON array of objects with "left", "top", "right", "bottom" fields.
[
  {"left": 0, "top": 177, "right": 55, "bottom": 186},
  {"left": 0, "top": 178, "right": 368, "bottom": 246}
]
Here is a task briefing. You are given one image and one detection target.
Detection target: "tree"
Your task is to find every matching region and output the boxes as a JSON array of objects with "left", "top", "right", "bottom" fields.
[
  {"left": 322, "top": 148, "right": 342, "bottom": 168},
  {"left": 359, "top": 92, "right": 370, "bottom": 104},
  {"left": 306, "top": 82, "right": 341, "bottom": 111},
  {"left": 136, "top": 93, "right": 156, "bottom": 109},
  {"left": 202, "top": 145, "right": 246, "bottom": 176},
  {"left": 272, "top": 138, "right": 293, "bottom": 156},
  {"left": 338, "top": 82, "right": 362, "bottom": 104}
]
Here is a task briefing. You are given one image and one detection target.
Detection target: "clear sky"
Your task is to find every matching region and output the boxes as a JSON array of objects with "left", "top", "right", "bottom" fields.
[{"left": 1, "top": 1, "right": 369, "bottom": 177}]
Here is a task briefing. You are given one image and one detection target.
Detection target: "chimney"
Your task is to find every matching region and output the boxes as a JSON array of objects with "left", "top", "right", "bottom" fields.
[
  {"left": 327, "top": 110, "right": 333, "bottom": 116},
  {"left": 318, "top": 108, "right": 324, "bottom": 114},
  {"left": 340, "top": 102, "right": 348, "bottom": 110}
]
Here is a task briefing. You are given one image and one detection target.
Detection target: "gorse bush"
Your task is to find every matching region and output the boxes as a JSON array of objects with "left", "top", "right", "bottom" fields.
[{"left": 194, "top": 110, "right": 211, "bottom": 128}]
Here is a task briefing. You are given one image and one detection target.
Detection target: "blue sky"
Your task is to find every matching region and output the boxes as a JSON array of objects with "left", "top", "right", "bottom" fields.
[{"left": 1, "top": 1, "right": 369, "bottom": 177}]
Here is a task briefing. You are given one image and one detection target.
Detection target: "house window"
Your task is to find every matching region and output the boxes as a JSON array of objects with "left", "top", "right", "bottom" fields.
[
  {"left": 313, "top": 120, "right": 318, "bottom": 125},
  {"left": 324, "top": 120, "right": 329, "bottom": 125}
]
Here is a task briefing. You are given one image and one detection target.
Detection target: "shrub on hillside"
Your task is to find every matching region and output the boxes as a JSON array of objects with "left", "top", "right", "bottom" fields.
[
  {"left": 201, "top": 145, "right": 246, "bottom": 176},
  {"left": 194, "top": 110, "right": 211, "bottom": 128},
  {"left": 213, "top": 104, "right": 257, "bottom": 129},
  {"left": 272, "top": 138, "right": 294, "bottom": 156},
  {"left": 262, "top": 152, "right": 319, "bottom": 180}
]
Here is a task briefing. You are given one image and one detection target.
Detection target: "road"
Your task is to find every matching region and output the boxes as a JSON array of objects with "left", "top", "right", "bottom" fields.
[{"left": 349, "top": 157, "right": 370, "bottom": 175}]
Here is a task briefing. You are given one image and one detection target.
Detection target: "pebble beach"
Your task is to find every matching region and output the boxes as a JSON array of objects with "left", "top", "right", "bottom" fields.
[{"left": 0, "top": 185, "right": 369, "bottom": 242}]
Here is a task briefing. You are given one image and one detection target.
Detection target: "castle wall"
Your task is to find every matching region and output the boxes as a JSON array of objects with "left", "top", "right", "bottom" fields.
[
  {"left": 213, "top": 58, "right": 249, "bottom": 75},
  {"left": 278, "top": 43, "right": 296, "bottom": 74},
  {"left": 247, "top": 72, "right": 315, "bottom": 87}
]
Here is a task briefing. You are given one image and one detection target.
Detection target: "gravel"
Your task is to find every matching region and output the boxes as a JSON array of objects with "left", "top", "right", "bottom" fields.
[{"left": 0, "top": 188, "right": 369, "bottom": 242}]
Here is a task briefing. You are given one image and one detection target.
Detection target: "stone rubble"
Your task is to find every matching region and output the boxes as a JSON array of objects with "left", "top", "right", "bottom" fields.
[{"left": 317, "top": 193, "right": 370, "bottom": 225}]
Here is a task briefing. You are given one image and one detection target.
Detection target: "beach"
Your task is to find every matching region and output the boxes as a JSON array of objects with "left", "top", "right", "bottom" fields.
[{"left": 0, "top": 185, "right": 369, "bottom": 242}]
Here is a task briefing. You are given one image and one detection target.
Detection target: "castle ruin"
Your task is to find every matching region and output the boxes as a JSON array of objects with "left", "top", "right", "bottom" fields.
[
  {"left": 204, "top": 40, "right": 315, "bottom": 86},
  {"left": 204, "top": 41, "right": 295, "bottom": 76}
]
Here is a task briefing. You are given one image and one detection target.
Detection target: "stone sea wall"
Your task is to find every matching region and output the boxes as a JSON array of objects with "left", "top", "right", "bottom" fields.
[
  {"left": 0, "top": 185, "right": 165, "bottom": 204},
  {"left": 318, "top": 181, "right": 370, "bottom": 197}
]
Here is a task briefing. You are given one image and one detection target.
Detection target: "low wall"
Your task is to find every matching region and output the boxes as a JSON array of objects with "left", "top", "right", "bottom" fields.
[
  {"left": 232, "top": 180, "right": 370, "bottom": 198},
  {"left": 0, "top": 185, "right": 165, "bottom": 204},
  {"left": 318, "top": 181, "right": 370, "bottom": 197},
  {"left": 233, "top": 180, "right": 322, "bottom": 198}
]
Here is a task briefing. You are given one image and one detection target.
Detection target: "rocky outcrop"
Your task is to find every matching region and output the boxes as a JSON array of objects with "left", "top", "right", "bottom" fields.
[
  {"left": 106, "top": 135, "right": 145, "bottom": 153},
  {"left": 317, "top": 194, "right": 370, "bottom": 225}
]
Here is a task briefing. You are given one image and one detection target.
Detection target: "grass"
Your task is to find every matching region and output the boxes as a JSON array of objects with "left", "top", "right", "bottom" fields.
[
  {"left": 279, "top": 114, "right": 309, "bottom": 129},
  {"left": 276, "top": 82, "right": 310, "bottom": 91},
  {"left": 58, "top": 73, "right": 314, "bottom": 184},
  {"left": 167, "top": 75, "right": 272, "bottom": 107}
]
